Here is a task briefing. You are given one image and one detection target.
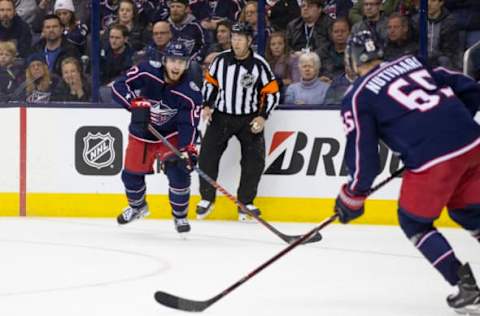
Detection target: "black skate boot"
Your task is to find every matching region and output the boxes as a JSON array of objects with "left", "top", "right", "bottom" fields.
[
  {"left": 174, "top": 217, "right": 191, "bottom": 233},
  {"left": 117, "top": 205, "right": 149, "bottom": 225},
  {"left": 447, "top": 263, "right": 480, "bottom": 315},
  {"left": 196, "top": 200, "right": 214, "bottom": 220},
  {"left": 238, "top": 204, "right": 261, "bottom": 222}
]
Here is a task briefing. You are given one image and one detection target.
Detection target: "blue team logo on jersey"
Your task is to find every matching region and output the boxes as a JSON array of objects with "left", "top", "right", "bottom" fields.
[
  {"left": 82, "top": 132, "right": 116, "bottom": 169},
  {"left": 151, "top": 100, "right": 178, "bottom": 126}
]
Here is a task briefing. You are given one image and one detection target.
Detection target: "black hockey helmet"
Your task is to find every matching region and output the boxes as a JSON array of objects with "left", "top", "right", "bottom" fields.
[
  {"left": 231, "top": 22, "right": 254, "bottom": 38},
  {"left": 345, "top": 30, "right": 384, "bottom": 73}
]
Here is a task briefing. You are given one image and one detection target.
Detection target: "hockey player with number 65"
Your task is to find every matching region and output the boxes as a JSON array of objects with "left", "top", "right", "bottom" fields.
[
  {"left": 111, "top": 41, "right": 203, "bottom": 234},
  {"left": 334, "top": 31, "right": 480, "bottom": 315}
]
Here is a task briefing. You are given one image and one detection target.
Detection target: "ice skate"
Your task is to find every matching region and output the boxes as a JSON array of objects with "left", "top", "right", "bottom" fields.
[
  {"left": 174, "top": 217, "right": 191, "bottom": 234},
  {"left": 238, "top": 204, "right": 261, "bottom": 222},
  {"left": 447, "top": 263, "right": 480, "bottom": 315},
  {"left": 196, "top": 200, "right": 214, "bottom": 220},
  {"left": 117, "top": 205, "right": 149, "bottom": 225}
]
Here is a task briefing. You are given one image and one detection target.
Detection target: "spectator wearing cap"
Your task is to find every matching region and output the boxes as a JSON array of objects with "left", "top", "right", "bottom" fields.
[
  {"left": 0, "top": 0, "right": 32, "bottom": 58},
  {"left": 31, "top": 14, "right": 80, "bottom": 75},
  {"left": 31, "top": 0, "right": 89, "bottom": 34},
  {"left": 133, "top": 20, "right": 172, "bottom": 64},
  {"left": 285, "top": 0, "right": 332, "bottom": 54},
  {"left": 168, "top": 0, "right": 207, "bottom": 64},
  {"left": 21, "top": 52, "right": 61, "bottom": 103},
  {"left": 100, "top": 23, "right": 133, "bottom": 85},
  {"left": 383, "top": 13, "right": 418, "bottom": 61},
  {"left": 53, "top": 0, "right": 89, "bottom": 55},
  {"left": 284, "top": 51, "right": 330, "bottom": 105},
  {"left": 350, "top": 0, "right": 389, "bottom": 47}
]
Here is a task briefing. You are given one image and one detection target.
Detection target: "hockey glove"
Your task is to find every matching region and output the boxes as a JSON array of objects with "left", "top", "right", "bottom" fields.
[
  {"left": 177, "top": 144, "right": 198, "bottom": 174},
  {"left": 335, "top": 184, "right": 367, "bottom": 224},
  {"left": 130, "top": 97, "right": 151, "bottom": 130}
]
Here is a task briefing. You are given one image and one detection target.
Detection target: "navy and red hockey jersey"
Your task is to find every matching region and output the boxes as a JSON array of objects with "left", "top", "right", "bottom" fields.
[
  {"left": 111, "top": 61, "right": 203, "bottom": 148},
  {"left": 341, "top": 55, "right": 480, "bottom": 193}
]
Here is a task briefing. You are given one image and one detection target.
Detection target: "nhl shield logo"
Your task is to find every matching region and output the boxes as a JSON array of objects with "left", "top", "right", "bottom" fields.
[{"left": 82, "top": 132, "right": 116, "bottom": 169}]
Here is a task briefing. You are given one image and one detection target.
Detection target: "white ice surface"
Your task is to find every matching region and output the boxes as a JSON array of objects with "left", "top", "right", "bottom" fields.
[{"left": 0, "top": 217, "right": 478, "bottom": 316}]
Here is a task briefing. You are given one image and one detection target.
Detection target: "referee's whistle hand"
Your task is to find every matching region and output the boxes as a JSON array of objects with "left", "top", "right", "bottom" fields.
[
  {"left": 202, "top": 107, "right": 213, "bottom": 124},
  {"left": 250, "top": 116, "right": 265, "bottom": 134}
]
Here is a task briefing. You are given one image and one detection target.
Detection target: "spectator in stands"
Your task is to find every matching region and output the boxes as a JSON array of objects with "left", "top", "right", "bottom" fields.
[
  {"left": 191, "top": 0, "right": 241, "bottom": 24},
  {"left": 413, "top": 0, "right": 460, "bottom": 69},
  {"left": 238, "top": 1, "right": 272, "bottom": 52},
  {"left": 22, "top": 52, "right": 60, "bottom": 103},
  {"left": 268, "top": 0, "right": 300, "bottom": 32},
  {"left": 111, "top": 0, "right": 148, "bottom": 51},
  {"left": 147, "top": 0, "right": 169, "bottom": 24},
  {"left": 100, "top": 0, "right": 119, "bottom": 31},
  {"left": 444, "top": 0, "right": 480, "bottom": 49},
  {"left": 0, "top": 0, "right": 32, "bottom": 58},
  {"left": 322, "top": 0, "right": 354, "bottom": 19},
  {"left": 383, "top": 13, "right": 418, "bottom": 61},
  {"left": 133, "top": 20, "right": 171, "bottom": 64},
  {"left": 351, "top": 0, "right": 388, "bottom": 47},
  {"left": 31, "top": 0, "right": 90, "bottom": 33},
  {"left": 0, "top": 40, "right": 23, "bottom": 100},
  {"left": 285, "top": 0, "right": 331, "bottom": 53},
  {"left": 54, "top": 0, "right": 88, "bottom": 55},
  {"left": 100, "top": 23, "right": 133, "bottom": 85},
  {"left": 168, "top": 0, "right": 207, "bottom": 63},
  {"left": 204, "top": 20, "right": 231, "bottom": 67},
  {"left": 52, "top": 56, "right": 90, "bottom": 101},
  {"left": 31, "top": 14, "right": 79, "bottom": 75},
  {"left": 323, "top": 63, "right": 356, "bottom": 105},
  {"left": 318, "top": 17, "right": 350, "bottom": 81},
  {"left": 207, "top": 20, "right": 231, "bottom": 53},
  {"left": 284, "top": 51, "right": 330, "bottom": 105},
  {"left": 349, "top": 0, "right": 401, "bottom": 24},
  {"left": 265, "top": 31, "right": 296, "bottom": 100}
]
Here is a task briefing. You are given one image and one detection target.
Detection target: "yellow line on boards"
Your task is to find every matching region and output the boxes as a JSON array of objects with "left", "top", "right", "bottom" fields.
[{"left": 11, "top": 193, "right": 458, "bottom": 227}]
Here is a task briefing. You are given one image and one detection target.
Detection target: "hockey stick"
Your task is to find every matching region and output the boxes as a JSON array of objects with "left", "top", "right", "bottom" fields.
[
  {"left": 153, "top": 167, "right": 405, "bottom": 312},
  {"left": 147, "top": 124, "right": 323, "bottom": 244}
]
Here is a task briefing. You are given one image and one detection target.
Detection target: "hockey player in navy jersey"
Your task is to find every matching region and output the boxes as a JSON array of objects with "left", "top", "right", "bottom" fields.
[
  {"left": 111, "top": 41, "right": 203, "bottom": 234},
  {"left": 334, "top": 31, "right": 480, "bottom": 314}
]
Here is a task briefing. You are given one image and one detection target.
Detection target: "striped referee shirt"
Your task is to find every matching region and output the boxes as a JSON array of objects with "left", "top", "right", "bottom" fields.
[{"left": 202, "top": 49, "right": 280, "bottom": 118}]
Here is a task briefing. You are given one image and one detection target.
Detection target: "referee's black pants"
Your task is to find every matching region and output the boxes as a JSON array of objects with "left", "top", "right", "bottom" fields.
[{"left": 198, "top": 111, "right": 265, "bottom": 205}]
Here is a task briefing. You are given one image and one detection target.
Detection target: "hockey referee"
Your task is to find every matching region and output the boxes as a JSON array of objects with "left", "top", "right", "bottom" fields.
[{"left": 196, "top": 22, "right": 280, "bottom": 221}]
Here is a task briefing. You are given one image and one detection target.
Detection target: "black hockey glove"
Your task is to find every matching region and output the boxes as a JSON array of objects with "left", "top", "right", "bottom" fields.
[
  {"left": 335, "top": 184, "right": 367, "bottom": 224},
  {"left": 130, "top": 97, "right": 151, "bottom": 130},
  {"left": 177, "top": 144, "right": 198, "bottom": 174}
]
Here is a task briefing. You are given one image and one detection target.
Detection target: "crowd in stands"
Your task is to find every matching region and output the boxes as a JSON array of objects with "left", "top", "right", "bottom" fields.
[{"left": 0, "top": 0, "right": 479, "bottom": 105}]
